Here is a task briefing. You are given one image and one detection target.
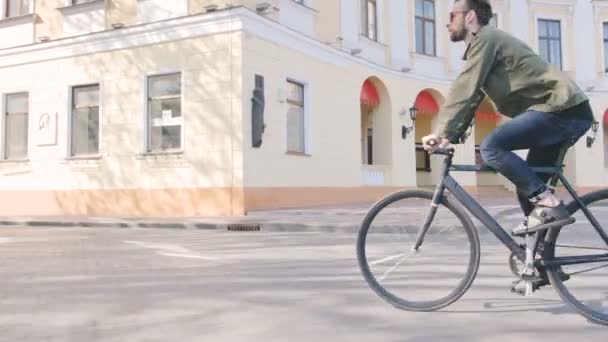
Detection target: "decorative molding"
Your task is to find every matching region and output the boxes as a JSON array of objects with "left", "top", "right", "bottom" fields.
[{"left": 0, "top": 6, "right": 452, "bottom": 85}]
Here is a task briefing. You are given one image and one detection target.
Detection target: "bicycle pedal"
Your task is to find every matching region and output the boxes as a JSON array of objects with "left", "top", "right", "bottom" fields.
[
  {"left": 511, "top": 217, "right": 575, "bottom": 236},
  {"left": 510, "top": 279, "right": 535, "bottom": 296}
]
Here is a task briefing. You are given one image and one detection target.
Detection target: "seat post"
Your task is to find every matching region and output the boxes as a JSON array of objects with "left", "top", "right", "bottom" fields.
[{"left": 548, "top": 142, "right": 571, "bottom": 190}]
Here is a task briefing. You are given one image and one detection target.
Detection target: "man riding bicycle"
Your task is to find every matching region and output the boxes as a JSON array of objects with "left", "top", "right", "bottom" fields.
[{"left": 421, "top": 0, "right": 594, "bottom": 234}]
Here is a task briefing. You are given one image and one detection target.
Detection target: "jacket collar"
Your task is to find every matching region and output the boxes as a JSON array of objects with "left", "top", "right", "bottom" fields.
[{"left": 462, "top": 25, "right": 488, "bottom": 60}]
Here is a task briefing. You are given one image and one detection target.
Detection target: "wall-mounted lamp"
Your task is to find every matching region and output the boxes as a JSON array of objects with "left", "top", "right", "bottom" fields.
[
  {"left": 401, "top": 105, "right": 417, "bottom": 139},
  {"left": 586, "top": 120, "right": 599, "bottom": 148},
  {"left": 204, "top": 4, "right": 219, "bottom": 12},
  {"left": 255, "top": 2, "right": 279, "bottom": 14}
]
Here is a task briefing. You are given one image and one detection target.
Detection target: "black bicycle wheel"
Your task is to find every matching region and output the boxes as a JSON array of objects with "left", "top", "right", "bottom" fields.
[
  {"left": 544, "top": 189, "right": 608, "bottom": 325},
  {"left": 356, "top": 190, "right": 480, "bottom": 311}
]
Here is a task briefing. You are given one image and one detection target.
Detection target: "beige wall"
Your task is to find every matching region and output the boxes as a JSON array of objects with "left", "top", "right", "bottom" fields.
[
  {"left": 315, "top": 0, "right": 340, "bottom": 45},
  {"left": 106, "top": 0, "right": 137, "bottom": 28},
  {"left": 34, "top": 0, "right": 64, "bottom": 41},
  {"left": 0, "top": 31, "right": 245, "bottom": 216}
]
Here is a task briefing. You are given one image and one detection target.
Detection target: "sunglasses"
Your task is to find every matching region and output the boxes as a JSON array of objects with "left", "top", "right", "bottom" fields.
[{"left": 449, "top": 10, "right": 470, "bottom": 22}]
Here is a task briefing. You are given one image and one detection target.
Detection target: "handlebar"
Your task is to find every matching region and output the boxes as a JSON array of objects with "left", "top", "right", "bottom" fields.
[{"left": 426, "top": 138, "right": 455, "bottom": 155}]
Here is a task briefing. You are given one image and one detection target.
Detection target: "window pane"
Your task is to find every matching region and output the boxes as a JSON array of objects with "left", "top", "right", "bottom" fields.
[
  {"left": 538, "top": 20, "right": 547, "bottom": 37},
  {"left": 423, "top": 0, "right": 434, "bottom": 19},
  {"left": 416, "top": 149, "right": 426, "bottom": 169},
  {"left": 415, "top": 19, "right": 424, "bottom": 53},
  {"left": 604, "top": 23, "right": 608, "bottom": 39},
  {"left": 539, "top": 38, "right": 549, "bottom": 62},
  {"left": 367, "top": 1, "right": 377, "bottom": 40},
  {"left": 72, "top": 107, "right": 99, "bottom": 155},
  {"left": 149, "top": 98, "right": 181, "bottom": 120},
  {"left": 550, "top": 40, "right": 562, "bottom": 69},
  {"left": 73, "top": 85, "right": 99, "bottom": 108},
  {"left": 150, "top": 126, "right": 181, "bottom": 151},
  {"left": 415, "top": 0, "right": 423, "bottom": 17},
  {"left": 286, "top": 105, "right": 305, "bottom": 152},
  {"left": 5, "top": 113, "right": 28, "bottom": 159},
  {"left": 604, "top": 42, "right": 608, "bottom": 71},
  {"left": 286, "top": 81, "right": 304, "bottom": 103},
  {"left": 148, "top": 73, "right": 181, "bottom": 98},
  {"left": 548, "top": 21, "right": 560, "bottom": 38},
  {"left": 6, "top": 93, "right": 28, "bottom": 114},
  {"left": 425, "top": 21, "right": 435, "bottom": 55}
]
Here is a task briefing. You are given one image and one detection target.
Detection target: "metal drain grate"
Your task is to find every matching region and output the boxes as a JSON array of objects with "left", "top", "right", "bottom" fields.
[{"left": 227, "top": 224, "right": 261, "bottom": 232}]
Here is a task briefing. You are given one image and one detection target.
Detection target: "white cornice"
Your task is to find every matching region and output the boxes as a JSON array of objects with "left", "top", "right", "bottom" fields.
[{"left": 0, "top": 6, "right": 452, "bottom": 85}]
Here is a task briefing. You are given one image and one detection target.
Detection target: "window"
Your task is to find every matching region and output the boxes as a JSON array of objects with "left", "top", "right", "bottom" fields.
[
  {"left": 71, "top": 85, "right": 99, "bottom": 156},
  {"left": 361, "top": 0, "right": 378, "bottom": 41},
  {"left": 415, "top": 0, "right": 436, "bottom": 56},
  {"left": 415, "top": 143, "right": 430, "bottom": 171},
  {"left": 604, "top": 22, "right": 608, "bottom": 72},
  {"left": 4, "top": 0, "right": 30, "bottom": 18},
  {"left": 72, "top": 0, "right": 96, "bottom": 4},
  {"left": 286, "top": 80, "right": 306, "bottom": 153},
  {"left": 538, "top": 19, "right": 562, "bottom": 70},
  {"left": 4, "top": 92, "right": 28, "bottom": 160},
  {"left": 146, "top": 73, "right": 182, "bottom": 152}
]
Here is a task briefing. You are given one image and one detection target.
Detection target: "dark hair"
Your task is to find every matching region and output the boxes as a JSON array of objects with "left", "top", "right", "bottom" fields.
[{"left": 465, "top": 0, "right": 493, "bottom": 26}]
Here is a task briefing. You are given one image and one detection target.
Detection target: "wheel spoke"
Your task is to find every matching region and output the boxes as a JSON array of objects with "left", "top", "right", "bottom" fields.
[
  {"left": 555, "top": 244, "right": 608, "bottom": 251},
  {"left": 378, "top": 249, "right": 416, "bottom": 281},
  {"left": 565, "top": 263, "right": 608, "bottom": 276}
]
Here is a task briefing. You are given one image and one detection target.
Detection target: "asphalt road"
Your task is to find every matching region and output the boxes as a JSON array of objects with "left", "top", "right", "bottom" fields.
[{"left": 0, "top": 227, "right": 606, "bottom": 341}]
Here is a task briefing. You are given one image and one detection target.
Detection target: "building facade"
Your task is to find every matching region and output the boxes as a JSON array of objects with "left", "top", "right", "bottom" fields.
[{"left": 0, "top": 0, "right": 608, "bottom": 217}]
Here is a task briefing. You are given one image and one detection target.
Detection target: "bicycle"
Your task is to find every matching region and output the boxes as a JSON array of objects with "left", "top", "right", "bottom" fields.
[{"left": 356, "top": 140, "right": 608, "bottom": 325}]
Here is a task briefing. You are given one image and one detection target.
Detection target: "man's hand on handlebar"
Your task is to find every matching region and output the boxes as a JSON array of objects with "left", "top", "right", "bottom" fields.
[{"left": 421, "top": 134, "right": 451, "bottom": 153}]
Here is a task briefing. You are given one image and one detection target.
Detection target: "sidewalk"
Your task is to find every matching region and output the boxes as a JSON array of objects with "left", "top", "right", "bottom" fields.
[{"left": 0, "top": 192, "right": 525, "bottom": 233}]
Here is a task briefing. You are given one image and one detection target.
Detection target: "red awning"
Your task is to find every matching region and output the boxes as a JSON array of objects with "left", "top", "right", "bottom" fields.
[
  {"left": 604, "top": 110, "right": 608, "bottom": 125},
  {"left": 475, "top": 98, "right": 501, "bottom": 121},
  {"left": 414, "top": 91, "right": 439, "bottom": 115},
  {"left": 360, "top": 80, "right": 380, "bottom": 107},
  {"left": 475, "top": 112, "right": 501, "bottom": 121}
]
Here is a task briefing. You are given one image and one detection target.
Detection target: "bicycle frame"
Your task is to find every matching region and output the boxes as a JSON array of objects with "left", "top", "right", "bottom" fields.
[{"left": 423, "top": 150, "right": 608, "bottom": 265}]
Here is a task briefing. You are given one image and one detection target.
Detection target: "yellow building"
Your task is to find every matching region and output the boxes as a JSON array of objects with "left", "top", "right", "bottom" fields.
[{"left": 0, "top": 0, "right": 607, "bottom": 217}]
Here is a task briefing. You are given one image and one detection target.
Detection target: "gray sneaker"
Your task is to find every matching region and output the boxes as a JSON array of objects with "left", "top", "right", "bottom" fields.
[{"left": 511, "top": 202, "right": 573, "bottom": 236}]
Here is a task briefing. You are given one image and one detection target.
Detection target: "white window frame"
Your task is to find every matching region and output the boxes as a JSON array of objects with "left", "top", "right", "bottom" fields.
[
  {"left": 361, "top": 0, "right": 378, "bottom": 42},
  {"left": 142, "top": 70, "right": 185, "bottom": 154},
  {"left": 67, "top": 82, "right": 102, "bottom": 158},
  {"left": 1, "top": 0, "right": 34, "bottom": 19},
  {"left": 414, "top": 0, "right": 436, "bottom": 57},
  {"left": 1, "top": 91, "right": 30, "bottom": 161},
  {"left": 284, "top": 77, "right": 311, "bottom": 155},
  {"left": 534, "top": 14, "right": 569, "bottom": 71}
]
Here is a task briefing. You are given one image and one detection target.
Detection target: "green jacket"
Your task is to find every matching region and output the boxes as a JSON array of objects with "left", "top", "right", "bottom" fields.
[{"left": 437, "top": 25, "right": 589, "bottom": 143}]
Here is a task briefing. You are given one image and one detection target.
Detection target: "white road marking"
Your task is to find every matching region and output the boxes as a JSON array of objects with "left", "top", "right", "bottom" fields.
[
  {"left": 123, "top": 240, "right": 221, "bottom": 261},
  {"left": 156, "top": 252, "right": 220, "bottom": 260}
]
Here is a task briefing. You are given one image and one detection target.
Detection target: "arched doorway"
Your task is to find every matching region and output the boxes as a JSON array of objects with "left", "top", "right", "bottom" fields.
[
  {"left": 474, "top": 96, "right": 502, "bottom": 186},
  {"left": 413, "top": 89, "right": 442, "bottom": 186},
  {"left": 360, "top": 77, "right": 392, "bottom": 185}
]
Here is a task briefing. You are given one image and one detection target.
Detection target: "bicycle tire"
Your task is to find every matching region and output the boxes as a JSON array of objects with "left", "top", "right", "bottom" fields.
[
  {"left": 544, "top": 189, "right": 608, "bottom": 325},
  {"left": 356, "top": 189, "right": 481, "bottom": 311}
]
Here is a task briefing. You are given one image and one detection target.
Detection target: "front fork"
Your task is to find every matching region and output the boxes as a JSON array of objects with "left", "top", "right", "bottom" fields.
[{"left": 413, "top": 181, "right": 447, "bottom": 251}]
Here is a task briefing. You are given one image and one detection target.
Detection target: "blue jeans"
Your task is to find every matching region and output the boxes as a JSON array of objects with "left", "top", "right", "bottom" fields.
[{"left": 480, "top": 101, "right": 593, "bottom": 216}]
